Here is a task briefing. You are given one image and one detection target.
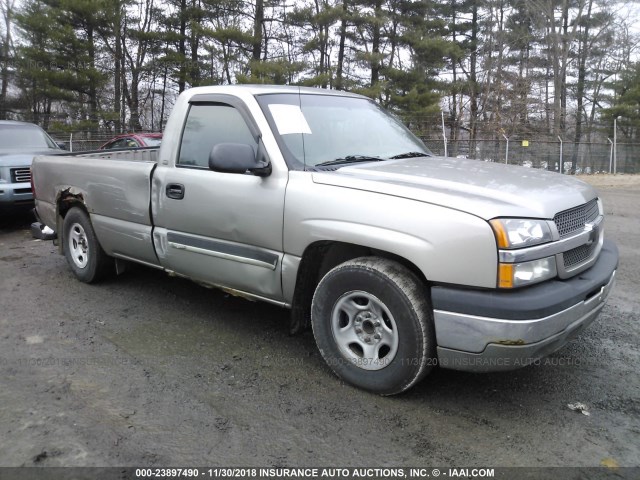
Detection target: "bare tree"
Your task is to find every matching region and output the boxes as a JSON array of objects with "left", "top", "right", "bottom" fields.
[{"left": 537, "top": 0, "right": 585, "bottom": 135}]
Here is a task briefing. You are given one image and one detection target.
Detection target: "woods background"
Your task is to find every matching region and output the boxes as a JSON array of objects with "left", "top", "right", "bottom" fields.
[{"left": 0, "top": 0, "right": 639, "bottom": 172}]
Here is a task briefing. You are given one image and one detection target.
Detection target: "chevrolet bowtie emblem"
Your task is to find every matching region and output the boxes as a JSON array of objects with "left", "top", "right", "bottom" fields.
[{"left": 585, "top": 223, "right": 597, "bottom": 246}]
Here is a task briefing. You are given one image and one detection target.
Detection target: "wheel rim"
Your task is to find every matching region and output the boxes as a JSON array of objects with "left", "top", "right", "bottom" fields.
[
  {"left": 331, "top": 291, "right": 399, "bottom": 371},
  {"left": 68, "top": 222, "right": 89, "bottom": 269}
]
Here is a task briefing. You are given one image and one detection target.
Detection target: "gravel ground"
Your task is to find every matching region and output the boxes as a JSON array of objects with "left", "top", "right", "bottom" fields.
[
  {"left": 576, "top": 174, "right": 640, "bottom": 188},
  {"left": 0, "top": 182, "right": 638, "bottom": 474}
]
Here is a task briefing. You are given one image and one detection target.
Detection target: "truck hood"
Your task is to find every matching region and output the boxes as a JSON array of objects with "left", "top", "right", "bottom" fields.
[
  {"left": 0, "top": 149, "right": 63, "bottom": 168},
  {"left": 311, "top": 157, "right": 597, "bottom": 220}
]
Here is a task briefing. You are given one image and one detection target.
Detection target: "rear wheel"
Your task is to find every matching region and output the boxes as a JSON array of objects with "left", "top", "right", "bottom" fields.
[
  {"left": 311, "top": 257, "right": 436, "bottom": 395},
  {"left": 63, "top": 207, "right": 112, "bottom": 283}
]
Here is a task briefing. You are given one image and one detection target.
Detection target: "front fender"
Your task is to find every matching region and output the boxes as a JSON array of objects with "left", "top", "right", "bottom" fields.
[{"left": 284, "top": 172, "right": 498, "bottom": 290}]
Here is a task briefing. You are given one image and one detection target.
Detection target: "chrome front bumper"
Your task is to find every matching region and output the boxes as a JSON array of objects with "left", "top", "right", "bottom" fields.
[{"left": 432, "top": 240, "right": 618, "bottom": 372}]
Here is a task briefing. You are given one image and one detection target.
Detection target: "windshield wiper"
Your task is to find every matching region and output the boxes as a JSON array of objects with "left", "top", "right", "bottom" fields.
[
  {"left": 315, "top": 155, "right": 384, "bottom": 167},
  {"left": 389, "top": 151, "right": 431, "bottom": 159}
]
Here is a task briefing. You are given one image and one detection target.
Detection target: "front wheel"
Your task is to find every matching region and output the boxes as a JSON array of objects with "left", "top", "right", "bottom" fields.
[
  {"left": 311, "top": 257, "right": 436, "bottom": 395},
  {"left": 63, "top": 207, "right": 113, "bottom": 283}
]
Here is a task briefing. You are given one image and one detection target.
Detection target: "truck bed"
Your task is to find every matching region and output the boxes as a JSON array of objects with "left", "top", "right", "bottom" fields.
[
  {"left": 73, "top": 147, "right": 159, "bottom": 163},
  {"left": 32, "top": 147, "right": 160, "bottom": 267}
]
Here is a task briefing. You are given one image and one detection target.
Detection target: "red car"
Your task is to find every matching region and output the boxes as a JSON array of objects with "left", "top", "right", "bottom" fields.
[{"left": 99, "top": 133, "right": 162, "bottom": 150}]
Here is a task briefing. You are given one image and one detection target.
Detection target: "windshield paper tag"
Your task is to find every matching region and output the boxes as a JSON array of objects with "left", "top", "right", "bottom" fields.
[{"left": 268, "top": 104, "right": 312, "bottom": 135}]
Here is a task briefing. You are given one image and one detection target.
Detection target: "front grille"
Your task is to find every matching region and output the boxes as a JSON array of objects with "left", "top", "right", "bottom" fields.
[
  {"left": 11, "top": 168, "right": 32, "bottom": 183},
  {"left": 563, "top": 242, "right": 597, "bottom": 269},
  {"left": 554, "top": 198, "right": 599, "bottom": 238}
]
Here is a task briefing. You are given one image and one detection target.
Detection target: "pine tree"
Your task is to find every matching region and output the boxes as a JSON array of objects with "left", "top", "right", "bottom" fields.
[
  {"left": 605, "top": 61, "right": 640, "bottom": 140},
  {"left": 14, "top": 0, "right": 60, "bottom": 127},
  {"left": 16, "top": 0, "right": 110, "bottom": 129},
  {"left": 288, "top": 0, "right": 340, "bottom": 87}
]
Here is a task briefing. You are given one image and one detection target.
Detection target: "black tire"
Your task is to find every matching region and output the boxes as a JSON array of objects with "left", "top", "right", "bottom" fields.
[
  {"left": 311, "top": 257, "right": 436, "bottom": 395},
  {"left": 63, "top": 207, "right": 113, "bottom": 283}
]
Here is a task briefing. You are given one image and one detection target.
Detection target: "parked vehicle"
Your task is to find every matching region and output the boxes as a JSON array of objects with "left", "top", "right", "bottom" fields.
[
  {"left": 0, "top": 121, "right": 64, "bottom": 214},
  {"left": 31, "top": 85, "right": 618, "bottom": 395},
  {"left": 99, "top": 133, "right": 162, "bottom": 150}
]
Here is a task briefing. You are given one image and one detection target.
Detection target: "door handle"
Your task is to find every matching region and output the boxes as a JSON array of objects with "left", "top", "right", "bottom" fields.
[{"left": 166, "top": 183, "right": 185, "bottom": 200}]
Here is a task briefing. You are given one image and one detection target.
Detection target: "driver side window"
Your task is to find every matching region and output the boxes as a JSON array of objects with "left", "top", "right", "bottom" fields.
[
  {"left": 105, "top": 138, "right": 129, "bottom": 149},
  {"left": 178, "top": 103, "right": 257, "bottom": 168}
]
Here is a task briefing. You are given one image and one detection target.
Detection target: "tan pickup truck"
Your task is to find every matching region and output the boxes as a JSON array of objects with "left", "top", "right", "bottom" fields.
[{"left": 31, "top": 85, "right": 618, "bottom": 395}]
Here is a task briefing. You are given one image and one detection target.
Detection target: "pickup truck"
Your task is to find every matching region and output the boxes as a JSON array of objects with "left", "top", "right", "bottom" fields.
[
  {"left": 0, "top": 120, "right": 64, "bottom": 214},
  {"left": 32, "top": 85, "right": 618, "bottom": 395}
]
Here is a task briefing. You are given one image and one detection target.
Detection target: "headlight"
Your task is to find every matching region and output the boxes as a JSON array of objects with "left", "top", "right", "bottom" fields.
[
  {"left": 498, "top": 257, "right": 557, "bottom": 288},
  {"left": 490, "top": 218, "right": 553, "bottom": 249}
]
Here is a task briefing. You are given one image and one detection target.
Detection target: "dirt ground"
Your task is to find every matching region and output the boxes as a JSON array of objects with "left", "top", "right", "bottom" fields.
[{"left": 0, "top": 179, "right": 638, "bottom": 473}]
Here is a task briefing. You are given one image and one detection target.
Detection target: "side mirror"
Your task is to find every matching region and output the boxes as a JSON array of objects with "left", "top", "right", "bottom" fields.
[
  {"left": 56, "top": 142, "right": 68, "bottom": 150},
  {"left": 208, "top": 143, "right": 271, "bottom": 177}
]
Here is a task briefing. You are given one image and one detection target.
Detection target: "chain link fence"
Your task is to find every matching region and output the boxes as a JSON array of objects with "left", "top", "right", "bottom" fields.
[
  {"left": 47, "top": 131, "right": 159, "bottom": 152},
  {"left": 406, "top": 112, "right": 640, "bottom": 175},
  {"left": 45, "top": 129, "right": 639, "bottom": 174},
  {"left": 422, "top": 137, "right": 639, "bottom": 174}
]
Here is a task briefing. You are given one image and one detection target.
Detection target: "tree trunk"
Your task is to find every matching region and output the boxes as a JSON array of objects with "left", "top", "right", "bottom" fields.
[
  {"left": 178, "top": 0, "right": 187, "bottom": 93},
  {"left": 114, "top": 3, "right": 122, "bottom": 133},
  {"left": 129, "top": 70, "right": 142, "bottom": 131},
  {"left": 87, "top": 23, "right": 98, "bottom": 124},
  {"left": 160, "top": 59, "right": 168, "bottom": 130},
  {"left": 370, "top": 0, "right": 382, "bottom": 88},
  {"left": 1, "top": 0, "right": 14, "bottom": 120},
  {"left": 494, "top": 1, "right": 505, "bottom": 134},
  {"left": 548, "top": 2, "right": 562, "bottom": 136},
  {"left": 313, "top": 0, "right": 327, "bottom": 85},
  {"left": 121, "top": 38, "right": 126, "bottom": 129},
  {"left": 252, "top": 0, "right": 264, "bottom": 63},
  {"left": 335, "top": 0, "right": 348, "bottom": 90},
  {"left": 449, "top": 0, "right": 458, "bottom": 157},
  {"left": 190, "top": 0, "right": 200, "bottom": 87},
  {"left": 31, "top": 77, "right": 38, "bottom": 124},
  {"left": 468, "top": 0, "right": 478, "bottom": 159},
  {"left": 571, "top": 0, "right": 593, "bottom": 174},
  {"left": 43, "top": 97, "right": 51, "bottom": 131},
  {"left": 560, "top": 1, "right": 569, "bottom": 135},
  {"left": 548, "top": 0, "right": 584, "bottom": 136},
  {"left": 545, "top": 53, "right": 550, "bottom": 134}
]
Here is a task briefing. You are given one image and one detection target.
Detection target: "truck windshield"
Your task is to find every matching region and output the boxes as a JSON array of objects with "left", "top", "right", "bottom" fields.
[
  {"left": 0, "top": 124, "right": 58, "bottom": 151},
  {"left": 256, "top": 93, "right": 431, "bottom": 170}
]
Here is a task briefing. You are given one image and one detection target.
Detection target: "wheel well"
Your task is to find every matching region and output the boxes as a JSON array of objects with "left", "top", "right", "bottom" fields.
[
  {"left": 55, "top": 191, "right": 88, "bottom": 253},
  {"left": 57, "top": 190, "right": 87, "bottom": 218},
  {"left": 289, "top": 241, "right": 428, "bottom": 334}
]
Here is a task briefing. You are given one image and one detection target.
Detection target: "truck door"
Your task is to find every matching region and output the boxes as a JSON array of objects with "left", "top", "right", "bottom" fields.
[{"left": 152, "top": 97, "right": 287, "bottom": 302}]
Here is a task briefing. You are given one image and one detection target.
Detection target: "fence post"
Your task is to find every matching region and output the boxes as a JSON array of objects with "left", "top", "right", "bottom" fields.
[
  {"left": 557, "top": 136, "right": 563, "bottom": 174},
  {"left": 502, "top": 134, "right": 509, "bottom": 164},
  {"left": 558, "top": 135, "right": 564, "bottom": 173},
  {"left": 441, "top": 111, "right": 448, "bottom": 157},
  {"left": 69, "top": 133, "right": 73, "bottom": 152},
  {"left": 608, "top": 138, "right": 613, "bottom": 173},
  {"left": 613, "top": 118, "right": 617, "bottom": 174}
]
